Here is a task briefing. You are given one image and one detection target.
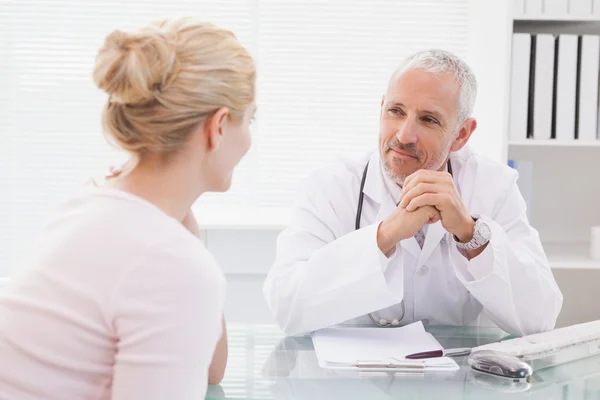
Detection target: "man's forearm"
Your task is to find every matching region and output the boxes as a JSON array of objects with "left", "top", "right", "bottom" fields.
[{"left": 208, "top": 317, "right": 228, "bottom": 385}]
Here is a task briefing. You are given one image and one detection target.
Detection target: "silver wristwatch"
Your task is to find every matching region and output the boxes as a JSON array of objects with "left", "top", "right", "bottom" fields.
[{"left": 454, "top": 215, "right": 491, "bottom": 251}]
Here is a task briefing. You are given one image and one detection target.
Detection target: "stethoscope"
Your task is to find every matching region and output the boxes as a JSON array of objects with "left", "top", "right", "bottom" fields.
[{"left": 355, "top": 158, "right": 453, "bottom": 327}]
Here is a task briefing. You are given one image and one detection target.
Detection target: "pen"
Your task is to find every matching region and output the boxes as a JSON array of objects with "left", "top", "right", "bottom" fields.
[
  {"left": 356, "top": 359, "right": 426, "bottom": 369},
  {"left": 326, "top": 358, "right": 426, "bottom": 369},
  {"left": 405, "top": 348, "right": 472, "bottom": 360}
]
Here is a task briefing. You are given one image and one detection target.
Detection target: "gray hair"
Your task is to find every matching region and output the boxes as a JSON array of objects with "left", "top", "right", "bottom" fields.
[{"left": 391, "top": 49, "right": 477, "bottom": 127}]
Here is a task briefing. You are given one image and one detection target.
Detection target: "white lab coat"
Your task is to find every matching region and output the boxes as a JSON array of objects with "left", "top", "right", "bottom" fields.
[{"left": 263, "top": 146, "right": 563, "bottom": 336}]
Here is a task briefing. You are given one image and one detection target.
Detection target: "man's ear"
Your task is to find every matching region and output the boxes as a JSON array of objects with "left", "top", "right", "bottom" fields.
[
  {"left": 450, "top": 118, "right": 477, "bottom": 152},
  {"left": 204, "top": 108, "right": 229, "bottom": 151}
]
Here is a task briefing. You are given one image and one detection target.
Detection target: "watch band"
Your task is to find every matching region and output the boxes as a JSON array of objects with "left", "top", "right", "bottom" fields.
[{"left": 454, "top": 216, "right": 491, "bottom": 251}]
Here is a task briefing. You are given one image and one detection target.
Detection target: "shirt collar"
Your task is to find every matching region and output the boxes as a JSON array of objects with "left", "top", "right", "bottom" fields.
[{"left": 381, "top": 167, "right": 403, "bottom": 206}]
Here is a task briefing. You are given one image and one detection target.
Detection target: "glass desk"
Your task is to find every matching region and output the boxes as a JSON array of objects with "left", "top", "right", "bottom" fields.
[{"left": 206, "top": 323, "right": 600, "bottom": 399}]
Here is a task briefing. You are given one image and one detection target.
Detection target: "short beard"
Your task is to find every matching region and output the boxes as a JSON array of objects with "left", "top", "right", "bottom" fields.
[{"left": 380, "top": 134, "right": 456, "bottom": 185}]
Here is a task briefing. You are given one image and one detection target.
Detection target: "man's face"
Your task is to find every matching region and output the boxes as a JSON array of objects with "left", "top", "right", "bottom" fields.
[{"left": 379, "top": 68, "right": 461, "bottom": 184}]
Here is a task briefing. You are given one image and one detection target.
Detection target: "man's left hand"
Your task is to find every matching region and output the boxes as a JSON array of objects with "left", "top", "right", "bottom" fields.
[{"left": 398, "top": 170, "right": 474, "bottom": 243}]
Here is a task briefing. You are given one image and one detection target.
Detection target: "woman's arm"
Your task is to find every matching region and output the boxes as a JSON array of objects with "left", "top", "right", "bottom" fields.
[
  {"left": 111, "top": 244, "right": 225, "bottom": 400},
  {"left": 208, "top": 317, "right": 228, "bottom": 385},
  {"left": 183, "top": 210, "right": 229, "bottom": 385}
]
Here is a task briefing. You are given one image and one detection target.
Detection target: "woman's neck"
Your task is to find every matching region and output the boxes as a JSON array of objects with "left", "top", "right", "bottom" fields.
[{"left": 106, "top": 158, "right": 205, "bottom": 222}]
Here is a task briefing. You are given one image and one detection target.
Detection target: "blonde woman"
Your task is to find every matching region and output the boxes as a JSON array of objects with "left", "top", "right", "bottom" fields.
[{"left": 0, "top": 17, "right": 255, "bottom": 400}]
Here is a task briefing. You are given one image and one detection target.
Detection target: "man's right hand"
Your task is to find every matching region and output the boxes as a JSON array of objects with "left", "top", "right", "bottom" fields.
[{"left": 376, "top": 205, "right": 441, "bottom": 256}]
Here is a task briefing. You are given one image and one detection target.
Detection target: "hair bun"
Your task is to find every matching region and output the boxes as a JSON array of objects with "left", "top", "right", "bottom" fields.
[{"left": 93, "top": 28, "right": 179, "bottom": 105}]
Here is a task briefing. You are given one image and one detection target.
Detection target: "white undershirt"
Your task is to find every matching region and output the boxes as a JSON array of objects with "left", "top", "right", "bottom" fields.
[{"left": 0, "top": 185, "right": 226, "bottom": 400}]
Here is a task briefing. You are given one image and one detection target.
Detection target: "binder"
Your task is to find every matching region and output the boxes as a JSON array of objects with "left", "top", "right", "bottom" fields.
[
  {"left": 578, "top": 35, "right": 600, "bottom": 141},
  {"left": 533, "top": 34, "right": 556, "bottom": 140},
  {"left": 569, "top": 0, "right": 593, "bottom": 15},
  {"left": 544, "top": 0, "right": 568, "bottom": 14},
  {"left": 594, "top": 0, "right": 600, "bottom": 16},
  {"left": 525, "top": 0, "right": 543, "bottom": 15},
  {"left": 555, "top": 34, "right": 578, "bottom": 141},
  {"left": 514, "top": 0, "right": 526, "bottom": 16},
  {"left": 510, "top": 34, "right": 532, "bottom": 141}
]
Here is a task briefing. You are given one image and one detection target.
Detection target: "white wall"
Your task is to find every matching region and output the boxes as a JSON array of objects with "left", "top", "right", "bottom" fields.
[
  {"left": 509, "top": 146, "right": 600, "bottom": 244},
  {"left": 206, "top": 230, "right": 280, "bottom": 275},
  {"left": 204, "top": 0, "right": 517, "bottom": 276},
  {"left": 466, "top": 0, "right": 512, "bottom": 164}
]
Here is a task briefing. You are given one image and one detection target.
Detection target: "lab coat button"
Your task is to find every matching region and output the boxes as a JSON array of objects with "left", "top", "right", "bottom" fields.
[{"left": 419, "top": 266, "right": 429, "bottom": 275}]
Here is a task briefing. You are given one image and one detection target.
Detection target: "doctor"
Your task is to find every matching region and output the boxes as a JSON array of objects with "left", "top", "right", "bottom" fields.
[{"left": 264, "top": 49, "right": 563, "bottom": 337}]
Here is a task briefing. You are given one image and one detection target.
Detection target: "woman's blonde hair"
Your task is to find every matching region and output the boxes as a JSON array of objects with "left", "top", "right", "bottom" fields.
[{"left": 93, "top": 17, "right": 255, "bottom": 156}]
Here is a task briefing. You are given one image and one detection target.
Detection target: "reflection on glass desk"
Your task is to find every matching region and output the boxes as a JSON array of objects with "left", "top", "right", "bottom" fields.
[{"left": 205, "top": 323, "right": 600, "bottom": 400}]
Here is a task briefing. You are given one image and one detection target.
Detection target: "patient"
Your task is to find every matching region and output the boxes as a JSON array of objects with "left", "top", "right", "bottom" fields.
[{"left": 0, "top": 17, "right": 255, "bottom": 400}]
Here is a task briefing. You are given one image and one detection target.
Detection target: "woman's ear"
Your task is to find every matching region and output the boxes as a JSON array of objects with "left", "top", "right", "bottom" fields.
[{"left": 204, "top": 108, "right": 230, "bottom": 152}]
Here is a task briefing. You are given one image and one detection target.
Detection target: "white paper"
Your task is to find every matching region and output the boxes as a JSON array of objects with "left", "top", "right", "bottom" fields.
[{"left": 312, "top": 321, "right": 459, "bottom": 371}]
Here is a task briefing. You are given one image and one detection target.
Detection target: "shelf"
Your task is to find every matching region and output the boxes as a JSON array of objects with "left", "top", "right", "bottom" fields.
[
  {"left": 514, "top": 15, "right": 600, "bottom": 22},
  {"left": 546, "top": 243, "right": 600, "bottom": 270},
  {"left": 509, "top": 140, "right": 600, "bottom": 147},
  {"left": 513, "top": 19, "right": 600, "bottom": 35}
]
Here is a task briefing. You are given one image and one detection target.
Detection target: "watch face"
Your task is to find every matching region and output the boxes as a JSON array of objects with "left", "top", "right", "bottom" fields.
[
  {"left": 476, "top": 220, "right": 491, "bottom": 244},
  {"left": 469, "top": 221, "right": 491, "bottom": 250},
  {"left": 456, "top": 218, "right": 491, "bottom": 250}
]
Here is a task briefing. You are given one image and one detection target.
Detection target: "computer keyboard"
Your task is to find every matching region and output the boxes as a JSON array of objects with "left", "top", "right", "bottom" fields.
[{"left": 473, "top": 320, "right": 600, "bottom": 362}]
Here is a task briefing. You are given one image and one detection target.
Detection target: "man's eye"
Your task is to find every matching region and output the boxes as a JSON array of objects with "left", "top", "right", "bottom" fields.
[{"left": 423, "top": 117, "right": 438, "bottom": 124}]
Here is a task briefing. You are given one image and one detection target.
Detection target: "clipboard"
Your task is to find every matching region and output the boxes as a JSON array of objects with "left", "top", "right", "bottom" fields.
[{"left": 312, "top": 322, "right": 460, "bottom": 372}]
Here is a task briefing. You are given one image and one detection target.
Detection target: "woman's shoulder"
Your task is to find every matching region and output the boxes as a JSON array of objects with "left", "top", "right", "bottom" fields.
[{"left": 142, "top": 235, "right": 223, "bottom": 286}]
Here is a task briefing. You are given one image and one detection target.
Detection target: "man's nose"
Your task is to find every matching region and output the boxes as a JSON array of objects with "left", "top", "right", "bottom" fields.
[{"left": 395, "top": 115, "right": 419, "bottom": 144}]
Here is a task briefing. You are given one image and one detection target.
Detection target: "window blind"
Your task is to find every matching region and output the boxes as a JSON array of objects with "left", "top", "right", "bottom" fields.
[
  {"left": 1, "top": 0, "right": 469, "bottom": 273},
  {"left": 0, "top": 0, "right": 257, "bottom": 273}
]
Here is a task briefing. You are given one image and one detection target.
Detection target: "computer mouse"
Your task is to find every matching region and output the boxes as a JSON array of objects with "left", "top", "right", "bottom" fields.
[{"left": 468, "top": 350, "right": 533, "bottom": 382}]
